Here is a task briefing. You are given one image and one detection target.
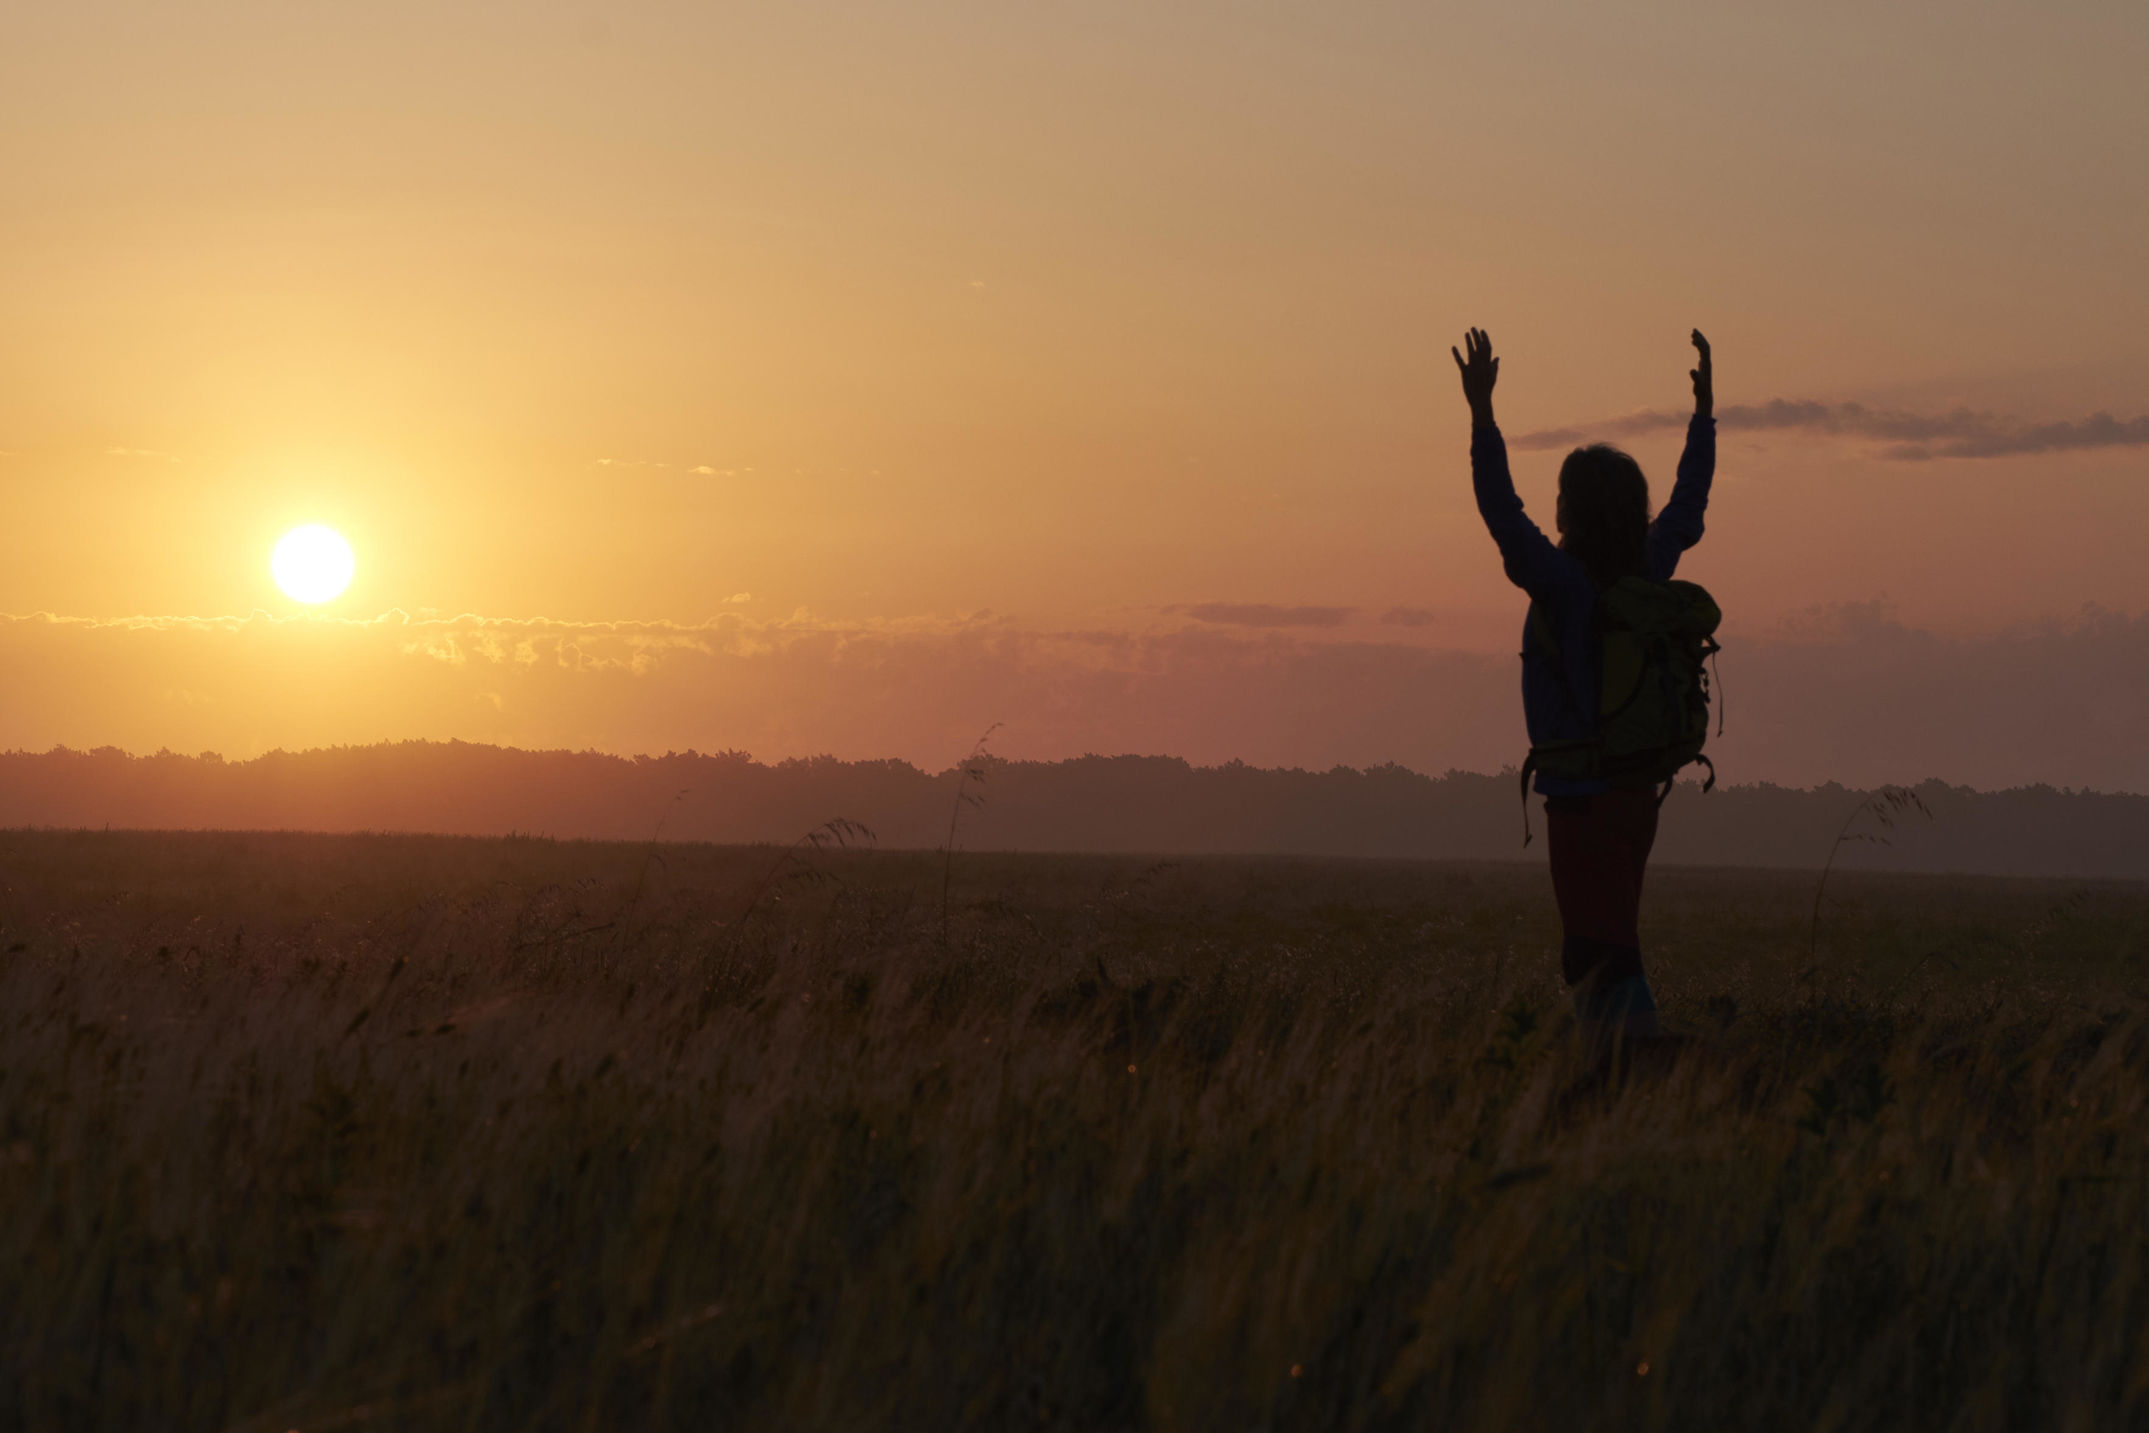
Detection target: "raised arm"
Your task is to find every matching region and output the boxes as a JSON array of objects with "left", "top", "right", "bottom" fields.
[
  {"left": 1454, "top": 328, "right": 1564, "bottom": 593},
  {"left": 1646, "top": 329, "right": 1716, "bottom": 578}
]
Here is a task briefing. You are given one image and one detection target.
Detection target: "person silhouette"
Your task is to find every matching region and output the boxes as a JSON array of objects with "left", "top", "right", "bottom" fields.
[{"left": 1452, "top": 326, "right": 1715, "bottom": 1038}]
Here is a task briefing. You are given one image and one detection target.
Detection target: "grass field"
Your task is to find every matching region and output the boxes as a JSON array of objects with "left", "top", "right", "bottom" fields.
[{"left": 3, "top": 827, "right": 2148, "bottom": 1430}]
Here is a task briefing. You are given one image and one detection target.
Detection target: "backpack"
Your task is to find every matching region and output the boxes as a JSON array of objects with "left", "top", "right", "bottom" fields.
[{"left": 1519, "top": 576, "right": 1723, "bottom": 842}]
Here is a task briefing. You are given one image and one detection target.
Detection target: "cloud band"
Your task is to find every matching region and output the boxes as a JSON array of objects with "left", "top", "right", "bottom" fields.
[{"left": 1513, "top": 399, "right": 2149, "bottom": 460}]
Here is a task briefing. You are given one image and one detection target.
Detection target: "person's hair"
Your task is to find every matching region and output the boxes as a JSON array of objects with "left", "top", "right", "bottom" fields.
[{"left": 1557, "top": 444, "right": 1651, "bottom": 590}]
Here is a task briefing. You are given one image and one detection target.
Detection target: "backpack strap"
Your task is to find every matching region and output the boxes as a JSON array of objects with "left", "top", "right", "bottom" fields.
[
  {"left": 1518, "top": 752, "right": 1538, "bottom": 848},
  {"left": 1707, "top": 640, "right": 1726, "bottom": 737},
  {"left": 1527, "top": 599, "right": 1592, "bottom": 728},
  {"left": 1653, "top": 755, "right": 1716, "bottom": 809}
]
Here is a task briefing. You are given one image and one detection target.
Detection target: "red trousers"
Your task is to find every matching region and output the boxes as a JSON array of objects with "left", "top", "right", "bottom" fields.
[{"left": 1544, "top": 787, "right": 1660, "bottom": 990}]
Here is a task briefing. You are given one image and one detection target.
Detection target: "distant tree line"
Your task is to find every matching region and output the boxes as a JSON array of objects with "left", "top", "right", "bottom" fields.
[{"left": 0, "top": 741, "right": 2142, "bottom": 879}]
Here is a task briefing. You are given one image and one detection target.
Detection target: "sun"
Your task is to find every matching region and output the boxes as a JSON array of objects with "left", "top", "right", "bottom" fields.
[{"left": 271, "top": 525, "right": 356, "bottom": 604}]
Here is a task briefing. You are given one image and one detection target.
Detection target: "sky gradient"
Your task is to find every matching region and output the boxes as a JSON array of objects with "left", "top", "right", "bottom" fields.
[{"left": 4, "top": 2, "right": 2146, "bottom": 786}]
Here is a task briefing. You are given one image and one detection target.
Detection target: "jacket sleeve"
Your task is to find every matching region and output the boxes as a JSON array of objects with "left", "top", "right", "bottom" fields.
[
  {"left": 1471, "top": 423, "right": 1565, "bottom": 595},
  {"left": 1645, "top": 414, "right": 1716, "bottom": 579}
]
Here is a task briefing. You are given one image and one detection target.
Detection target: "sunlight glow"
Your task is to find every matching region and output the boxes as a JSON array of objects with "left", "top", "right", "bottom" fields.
[{"left": 271, "top": 525, "right": 355, "bottom": 604}]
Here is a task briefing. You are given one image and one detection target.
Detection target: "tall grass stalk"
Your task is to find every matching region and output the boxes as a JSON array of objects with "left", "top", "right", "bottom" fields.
[
  {"left": 1805, "top": 783, "right": 1933, "bottom": 984},
  {"left": 941, "top": 722, "right": 1000, "bottom": 948}
]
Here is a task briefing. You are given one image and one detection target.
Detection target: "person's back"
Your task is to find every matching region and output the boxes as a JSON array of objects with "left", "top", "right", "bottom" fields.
[{"left": 1451, "top": 326, "right": 1717, "bottom": 1037}]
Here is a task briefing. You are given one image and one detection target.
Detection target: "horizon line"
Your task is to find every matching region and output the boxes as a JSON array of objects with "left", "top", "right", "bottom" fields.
[{"left": 7, "top": 737, "right": 2140, "bottom": 800}]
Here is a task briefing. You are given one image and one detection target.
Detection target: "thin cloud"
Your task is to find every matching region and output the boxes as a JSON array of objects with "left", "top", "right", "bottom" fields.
[
  {"left": 1511, "top": 400, "right": 2149, "bottom": 460},
  {"left": 0, "top": 607, "right": 1012, "bottom": 643},
  {"left": 106, "top": 446, "right": 180, "bottom": 462},
  {"left": 1174, "top": 603, "right": 1356, "bottom": 629},
  {"left": 601, "top": 459, "right": 742, "bottom": 476},
  {"left": 1379, "top": 607, "right": 1439, "bottom": 628}
]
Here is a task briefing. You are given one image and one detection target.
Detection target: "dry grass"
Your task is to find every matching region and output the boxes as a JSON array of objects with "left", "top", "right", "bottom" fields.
[{"left": 2, "top": 828, "right": 2148, "bottom": 1430}]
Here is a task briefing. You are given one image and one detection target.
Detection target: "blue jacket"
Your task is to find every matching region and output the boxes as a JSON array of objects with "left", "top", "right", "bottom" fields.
[{"left": 1472, "top": 415, "right": 1716, "bottom": 795}]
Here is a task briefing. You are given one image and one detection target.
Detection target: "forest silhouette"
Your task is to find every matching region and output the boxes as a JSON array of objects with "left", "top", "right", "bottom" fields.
[{"left": 4, "top": 740, "right": 2145, "bottom": 879}]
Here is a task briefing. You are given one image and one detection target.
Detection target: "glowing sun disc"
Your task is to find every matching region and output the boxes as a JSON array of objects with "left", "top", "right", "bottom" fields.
[{"left": 271, "top": 525, "right": 355, "bottom": 603}]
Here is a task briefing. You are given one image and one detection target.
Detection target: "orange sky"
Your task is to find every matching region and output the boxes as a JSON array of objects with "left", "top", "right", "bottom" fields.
[{"left": 4, "top": 3, "right": 2147, "bottom": 784}]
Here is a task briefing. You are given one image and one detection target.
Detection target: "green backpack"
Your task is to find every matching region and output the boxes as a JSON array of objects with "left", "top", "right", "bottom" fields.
[{"left": 1520, "top": 576, "right": 1723, "bottom": 838}]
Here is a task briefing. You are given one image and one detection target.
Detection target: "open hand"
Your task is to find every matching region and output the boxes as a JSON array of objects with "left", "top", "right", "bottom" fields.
[
  {"left": 1690, "top": 329, "right": 1713, "bottom": 418},
  {"left": 1452, "top": 327, "right": 1498, "bottom": 423}
]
